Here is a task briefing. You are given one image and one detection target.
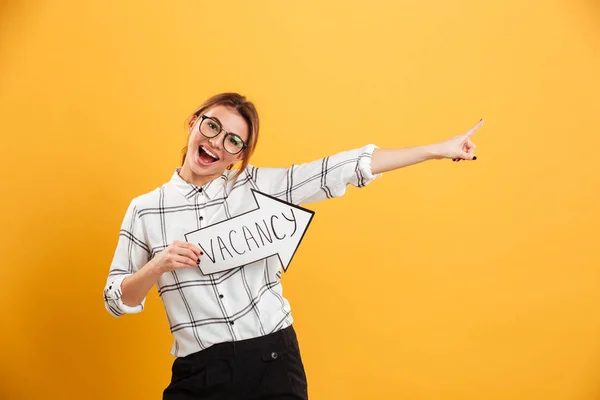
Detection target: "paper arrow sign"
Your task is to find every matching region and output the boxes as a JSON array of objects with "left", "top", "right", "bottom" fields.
[{"left": 184, "top": 189, "right": 315, "bottom": 275}]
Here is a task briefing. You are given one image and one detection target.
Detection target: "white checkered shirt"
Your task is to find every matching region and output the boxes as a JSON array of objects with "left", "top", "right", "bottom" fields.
[{"left": 103, "top": 144, "right": 381, "bottom": 357}]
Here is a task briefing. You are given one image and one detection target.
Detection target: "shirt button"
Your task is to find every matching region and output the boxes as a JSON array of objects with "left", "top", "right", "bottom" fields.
[
  {"left": 199, "top": 188, "right": 203, "bottom": 193},
  {"left": 219, "top": 294, "right": 224, "bottom": 299},
  {"left": 199, "top": 216, "right": 204, "bottom": 221},
  {"left": 271, "top": 352, "right": 278, "bottom": 360},
  {"left": 230, "top": 321, "right": 234, "bottom": 325}
]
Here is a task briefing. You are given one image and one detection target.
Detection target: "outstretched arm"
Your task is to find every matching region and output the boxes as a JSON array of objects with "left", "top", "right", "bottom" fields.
[
  {"left": 249, "top": 119, "right": 483, "bottom": 205},
  {"left": 371, "top": 119, "right": 483, "bottom": 174}
]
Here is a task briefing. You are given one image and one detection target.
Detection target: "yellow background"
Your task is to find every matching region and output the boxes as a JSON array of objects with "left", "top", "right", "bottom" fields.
[{"left": 1, "top": 1, "right": 599, "bottom": 399}]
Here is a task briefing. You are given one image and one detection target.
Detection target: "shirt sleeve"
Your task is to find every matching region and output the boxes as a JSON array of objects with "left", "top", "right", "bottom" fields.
[
  {"left": 250, "top": 144, "right": 381, "bottom": 205},
  {"left": 103, "top": 200, "right": 151, "bottom": 317}
]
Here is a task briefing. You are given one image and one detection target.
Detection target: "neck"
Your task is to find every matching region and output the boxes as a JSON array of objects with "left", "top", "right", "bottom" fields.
[{"left": 178, "top": 165, "right": 222, "bottom": 187}]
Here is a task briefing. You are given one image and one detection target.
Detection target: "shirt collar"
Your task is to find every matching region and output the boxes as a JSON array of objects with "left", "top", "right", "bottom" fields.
[{"left": 170, "top": 168, "right": 229, "bottom": 201}]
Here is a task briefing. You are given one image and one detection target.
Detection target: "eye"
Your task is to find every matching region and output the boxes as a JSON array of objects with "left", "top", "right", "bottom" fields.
[
  {"left": 207, "top": 122, "right": 220, "bottom": 133},
  {"left": 229, "top": 136, "right": 243, "bottom": 148}
]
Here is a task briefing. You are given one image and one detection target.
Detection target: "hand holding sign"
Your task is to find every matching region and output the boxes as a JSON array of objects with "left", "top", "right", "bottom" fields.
[
  {"left": 185, "top": 190, "right": 315, "bottom": 275},
  {"left": 152, "top": 240, "right": 203, "bottom": 273}
]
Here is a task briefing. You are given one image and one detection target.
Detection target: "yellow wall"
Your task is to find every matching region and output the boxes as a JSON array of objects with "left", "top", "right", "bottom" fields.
[{"left": 1, "top": 1, "right": 599, "bottom": 399}]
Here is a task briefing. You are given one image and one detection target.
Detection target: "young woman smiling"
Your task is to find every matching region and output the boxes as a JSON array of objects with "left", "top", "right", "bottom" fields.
[{"left": 104, "top": 92, "right": 482, "bottom": 400}]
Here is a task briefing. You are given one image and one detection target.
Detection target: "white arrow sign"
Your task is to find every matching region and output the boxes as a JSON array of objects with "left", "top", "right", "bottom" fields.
[{"left": 184, "top": 189, "right": 315, "bottom": 275}]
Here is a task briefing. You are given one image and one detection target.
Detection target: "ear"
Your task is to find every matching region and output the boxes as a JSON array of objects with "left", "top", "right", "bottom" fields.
[{"left": 188, "top": 115, "right": 199, "bottom": 132}]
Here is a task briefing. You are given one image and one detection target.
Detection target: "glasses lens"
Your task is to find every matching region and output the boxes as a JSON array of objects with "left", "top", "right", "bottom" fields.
[
  {"left": 200, "top": 118, "right": 221, "bottom": 137},
  {"left": 224, "top": 133, "right": 245, "bottom": 154}
]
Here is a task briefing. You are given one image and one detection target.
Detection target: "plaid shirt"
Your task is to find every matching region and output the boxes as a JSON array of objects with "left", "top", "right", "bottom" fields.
[{"left": 103, "top": 144, "right": 380, "bottom": 357}]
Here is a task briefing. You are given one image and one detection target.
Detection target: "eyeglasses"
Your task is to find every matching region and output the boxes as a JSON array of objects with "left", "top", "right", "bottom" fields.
[{"left": 198, "top": 115, "right": 248, "bottom": 155}]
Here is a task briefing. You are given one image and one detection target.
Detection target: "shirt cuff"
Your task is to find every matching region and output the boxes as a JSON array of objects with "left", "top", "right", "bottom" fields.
[
  {"left": 104, "top": 274, "right": 145, "bottom": 315},
  {"left": 358, "top": 144, "right": 382, "bottom": 183}
]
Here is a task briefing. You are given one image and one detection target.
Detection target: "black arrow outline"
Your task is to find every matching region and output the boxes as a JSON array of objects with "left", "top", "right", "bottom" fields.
[{"left": 184, "top": 189, "right": 315, "bottom": 275}]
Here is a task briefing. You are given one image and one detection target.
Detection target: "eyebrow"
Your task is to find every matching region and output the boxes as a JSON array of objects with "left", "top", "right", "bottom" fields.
[
  {"left": 209, "top": 116, "right": 223, "bottom": 127},
  {"left": 207, "top": 115, "right": 240, "bottom": 137}
]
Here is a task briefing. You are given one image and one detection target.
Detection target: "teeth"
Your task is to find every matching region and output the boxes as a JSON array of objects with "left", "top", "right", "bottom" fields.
[{"left": 201, "top": 146, "right": 219, "bottom": 160}]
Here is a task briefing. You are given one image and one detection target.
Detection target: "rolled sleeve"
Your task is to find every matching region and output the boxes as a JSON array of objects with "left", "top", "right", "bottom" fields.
[
  {"left": 104, "top": 199, "right": 150, "bottom": 317},
  {"left": 104, "top": 274, "right": 145, "bottom": 316},
  {"left": 353, "top": 144, "right": 382, "bottom": 187},
  {"left": 251, "top": 144, "right": 382, "bottom": 205}
]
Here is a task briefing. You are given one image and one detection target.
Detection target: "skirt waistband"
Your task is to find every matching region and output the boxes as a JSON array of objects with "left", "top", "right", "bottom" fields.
[{"left": 180, "top": 325, "right": 298, "bottom": 361}]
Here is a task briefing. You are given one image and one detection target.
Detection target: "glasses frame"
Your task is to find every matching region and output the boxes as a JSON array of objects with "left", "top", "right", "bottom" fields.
[{"left": 197, "top": 115, "right": 248, "bottom": 155}]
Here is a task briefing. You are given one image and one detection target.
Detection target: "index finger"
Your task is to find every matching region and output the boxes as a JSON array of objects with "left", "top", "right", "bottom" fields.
[
  {"left": 182, "top": 240, "right": 203, "bottom": 254},
  {"left": 465, "top": 118, "right": 484, "bottom": 138}
]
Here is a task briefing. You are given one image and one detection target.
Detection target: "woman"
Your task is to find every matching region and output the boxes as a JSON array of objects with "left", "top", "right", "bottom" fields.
[{"left": 103, "top": 92, "right": 481, "bottom": 399}]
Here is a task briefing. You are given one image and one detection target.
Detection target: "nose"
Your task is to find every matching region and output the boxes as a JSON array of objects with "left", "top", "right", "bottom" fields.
[{"left": 207, "top": 134, "right": 223, "bottom": 150}]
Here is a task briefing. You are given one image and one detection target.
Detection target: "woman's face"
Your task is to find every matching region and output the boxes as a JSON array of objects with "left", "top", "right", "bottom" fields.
[{"left": 182, "top": 105, "right": 249, "bottom": 184}]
